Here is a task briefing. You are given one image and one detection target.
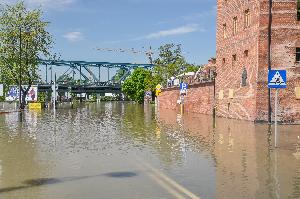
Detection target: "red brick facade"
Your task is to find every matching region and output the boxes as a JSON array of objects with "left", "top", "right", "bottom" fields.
[
  {"left": 216, "top": 0, "right": 300, "bottom": 123},
  {"left": 158, "top": 83, "right": 214, "bottom": 115}
]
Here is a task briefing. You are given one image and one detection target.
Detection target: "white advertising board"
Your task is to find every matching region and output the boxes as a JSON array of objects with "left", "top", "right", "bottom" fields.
[
  {"left": 0, "top": 84, "right": 3, "bottom": 97},
  {"left": 5, "top": 85, "right": 38, "bottom": 101}
]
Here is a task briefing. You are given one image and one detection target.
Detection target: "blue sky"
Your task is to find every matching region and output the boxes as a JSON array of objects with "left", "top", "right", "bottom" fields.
[{"left": 5, "top": 0, "right": 216, "bottom": 65}]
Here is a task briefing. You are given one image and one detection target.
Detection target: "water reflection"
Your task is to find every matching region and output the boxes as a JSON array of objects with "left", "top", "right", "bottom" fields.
[
  {"left": 158, "top": 108, "right": 300, "bottom": 199},
  {"left": 0, "top": 103, "right": 299, "bottom": 198}
]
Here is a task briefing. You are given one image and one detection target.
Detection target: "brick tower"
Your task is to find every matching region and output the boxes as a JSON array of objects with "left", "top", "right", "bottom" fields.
[{"left": 216, "top": 0, "right": 300, "bottom": 123}]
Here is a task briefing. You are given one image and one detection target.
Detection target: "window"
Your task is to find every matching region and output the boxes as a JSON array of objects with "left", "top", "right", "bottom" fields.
[
  {"left": 223, "top": 24, "right": 227, "bottom": 38},
  {"left": 232, "top": 54, "right": 237, "bottom": 66},
  {"left": 233, "top": 17, "right": 238, "bottom": 35},
  {"left": 222, "top": 58, "right": 226, "bottom": 64},
  {"left": 232, "top": 54, "right": 237, "bottom": 61},
  {"left": 244, "top": 9, "right": 250, "bottom": 28},
  {"left": 244, "top": 50, "right": 249, "bottom": 57},
  {"left": 298, "top": 0, "right": 300, "bottom": 21},
  {"left": 296, "top": 48, "right": 300, "bottom": 62}
]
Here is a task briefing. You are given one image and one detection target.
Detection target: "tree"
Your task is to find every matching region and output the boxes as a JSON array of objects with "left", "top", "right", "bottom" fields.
[
  {"left": 154, "top": 43, "right": 185, "bottom": 66},
  {"left": 122, "top": 68, "right": 152, "bottom": 103},
  {"left": 0, "top": 2, "right": 53, "bottom": 109},
  {"left": 112, "top": 68, "right": 127, "bottom": 82},
  {"left": 153, "top": 43, "right": 200, "bottom": 86},
  {"left": 153, "top": 44, "right": 185, "bottom": 85}
]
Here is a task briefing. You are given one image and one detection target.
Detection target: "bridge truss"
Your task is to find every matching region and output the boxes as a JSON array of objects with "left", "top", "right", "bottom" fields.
[{"left": 38, "top": 59, "right": 153, "bottom": 94}]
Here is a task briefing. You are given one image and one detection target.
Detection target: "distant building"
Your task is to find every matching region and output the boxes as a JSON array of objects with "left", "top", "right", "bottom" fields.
[{"left": 216, "top": 0, "right": 300, "bottom": 122}]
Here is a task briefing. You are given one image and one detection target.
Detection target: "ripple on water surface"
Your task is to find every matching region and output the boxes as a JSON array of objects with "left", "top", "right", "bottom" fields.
[{"left": 0, "top": 103, "right": 299, "bottom": 199}]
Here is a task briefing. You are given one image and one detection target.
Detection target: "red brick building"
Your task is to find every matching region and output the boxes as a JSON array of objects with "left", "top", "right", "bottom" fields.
[{"left": 216, "top": 0, "right": 300, "bottom": 123}]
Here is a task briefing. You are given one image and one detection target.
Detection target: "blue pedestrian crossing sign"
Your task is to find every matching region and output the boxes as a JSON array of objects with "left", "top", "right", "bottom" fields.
[
  {"left": 268, "top": 70, "right": 287, "bottom": 89},
  {"left": 180, "top": 82, "right": 188, "bottom": 90}
]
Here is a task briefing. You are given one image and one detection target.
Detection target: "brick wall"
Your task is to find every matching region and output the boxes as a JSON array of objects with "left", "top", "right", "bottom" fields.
[
  {"left": 216, "top": 0, "right": 260, "bottom": 121},
  {"left": 216, "top": 0, "right": 300, "bottom": 123},
  {"left": 158, "top": 82, "right": 214, "bottom": 115},
  {"left": 257, "top": 0, "right": 300, "bottom": 123}
]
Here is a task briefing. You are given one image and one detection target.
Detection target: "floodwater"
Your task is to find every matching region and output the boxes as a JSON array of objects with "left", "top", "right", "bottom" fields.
[{"left": 0, "top": 102, "right": 299, "bottom": 199}]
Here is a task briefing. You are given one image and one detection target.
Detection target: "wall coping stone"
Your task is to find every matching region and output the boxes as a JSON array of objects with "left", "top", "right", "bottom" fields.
[{"left": 161, "top": 81, "right": 214, "bottom": 91}]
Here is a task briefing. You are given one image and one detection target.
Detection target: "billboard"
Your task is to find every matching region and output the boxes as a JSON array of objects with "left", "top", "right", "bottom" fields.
[
  {"left": 6, "top": 86, "right": 19, "bottom": 101},
  {"left": 26, "top": 86, "right": 38, "bottom": 101},
  {"left": 5, "top": 85, "right": 38, "bottom": 101},
  {"left": 0, "top": 84, "right": 3, "bottom": 97}
]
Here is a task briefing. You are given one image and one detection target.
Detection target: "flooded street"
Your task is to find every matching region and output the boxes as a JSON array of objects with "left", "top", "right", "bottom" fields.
[{"left": 0, "top": 102, "right": 300, "bottom": 199}]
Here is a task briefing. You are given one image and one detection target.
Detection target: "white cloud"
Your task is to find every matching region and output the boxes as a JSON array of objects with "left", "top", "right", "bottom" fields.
[
  {"left": 63, "top": 31, "right": 84, "bottom": 42},
  {"left": 144, "top": 24, "right": 203, "bottom": 39}
]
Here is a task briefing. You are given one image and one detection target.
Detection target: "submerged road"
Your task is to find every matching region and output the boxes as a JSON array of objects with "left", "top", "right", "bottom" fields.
[{"left": 0, "top": 102, "right": 299, "bottom": 198}]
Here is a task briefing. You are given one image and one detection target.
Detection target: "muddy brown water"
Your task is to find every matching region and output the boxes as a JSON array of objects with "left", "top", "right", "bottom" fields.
[{"left": 0, "top": 102, "right": 299, "bottom": 199}]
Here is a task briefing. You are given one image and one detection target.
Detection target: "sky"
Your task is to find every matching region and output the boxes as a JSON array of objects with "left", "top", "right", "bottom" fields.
[{"left": 2, "top": 0, "right": 216, "bottom": 65}]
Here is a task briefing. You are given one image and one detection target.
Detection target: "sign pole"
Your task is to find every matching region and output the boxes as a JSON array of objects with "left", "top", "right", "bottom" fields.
[
  {"left": 268, "top": 69, "right": 286, "bottom": 148},
  {"left": 275, "top": 88, "right": 279, "bottom": 148},
  {"left": 180, "top": 96, "right": 184, "bottom": 115},
  {"left": 53, "top": 73, "right": 56, "bottom": 111}
]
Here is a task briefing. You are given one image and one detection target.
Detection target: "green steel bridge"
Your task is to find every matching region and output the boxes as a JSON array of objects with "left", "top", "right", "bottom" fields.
[{"left": 38, "top": 59, "right": 153, "bottom": 94}]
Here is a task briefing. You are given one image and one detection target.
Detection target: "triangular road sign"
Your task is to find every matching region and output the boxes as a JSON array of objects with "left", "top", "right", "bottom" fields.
[
  {"left": 269, "top": 71, "right": 286, "bottom": 86},
  {"left": 268, "top": 70, "right": 287, "bottom": 89}
]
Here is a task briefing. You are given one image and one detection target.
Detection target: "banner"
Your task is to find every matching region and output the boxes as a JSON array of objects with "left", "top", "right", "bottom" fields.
[
  {"left": 0, "top": 84, "right": 3, "bottom": 97},
  {"left": 5, "top": 85, "right": 38, "bottom": 101}
]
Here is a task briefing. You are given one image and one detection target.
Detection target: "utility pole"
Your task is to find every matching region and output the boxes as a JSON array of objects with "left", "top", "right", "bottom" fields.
[{"left": 268, "top": 0, "right": 273, "bottom": 123}]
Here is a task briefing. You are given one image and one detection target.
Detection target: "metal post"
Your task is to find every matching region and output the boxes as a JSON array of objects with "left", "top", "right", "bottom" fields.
[
  {"left": 180, "top": 95, "right": 184, "bottom": 115},
  {"left": 213, "top": 72, "right": 217, "bottom": 118},
  {"left": 108, "top": 67, "right": 110, "bottom": 82},
  {"left": 54, "top": 73, "right": 56, "bottom": 110},
  {"left": 275, "top": 89, "right": 279, "bottom": 147},
  {"left": 46, "top": 64, "right": 48, "bottom": 83},
  {"left": 19, "top": 26, "right": 22, "bottom": 109},
  {"left": 79, "top": 65, "right": 82, "bottom": 85},
  {"left": 99, "top": 66, "right": 101, "bottom": 83},
  {"left": 51, "top": 65, "right": 53, "bottom": 83},
  {"left": 79, "top": 65, "right": 82, "bottom": 101}
]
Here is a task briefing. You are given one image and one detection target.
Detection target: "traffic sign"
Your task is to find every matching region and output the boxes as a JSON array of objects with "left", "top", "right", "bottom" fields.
[
  {"left": 145, "top": 91, "right": 152, "bottom": 97},
  {"left": 156, "top": 84, "right": 162, "bottom": 90},
  {"left": 180, "top": 82, "right": 188, "bottom": 90},
  {"left": 268, "top": 70, "right": 287, "bottom": 89},
  {"left": 268, "top": 70, "right": 287, "bottom": 148}
]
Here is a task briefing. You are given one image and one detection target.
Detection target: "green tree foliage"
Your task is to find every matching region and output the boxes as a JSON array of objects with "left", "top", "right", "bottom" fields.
[
  {"left": 121, "top": 44, "right": 202, "bottom": 103},
  {"left": 153, "top": 43, "right": 201, "bottom": 86},
  {"left": 0, "top": 2, "right": 53, "bottom": 108},
  {"left": 153, "top": 44, "right": 184, "bottom": 84},
  {"left": 122, "top": 68, "right": 153, "bottom": 103},
  {"left": 112, "top": 68, "right": 127, "bottom": 82}
]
